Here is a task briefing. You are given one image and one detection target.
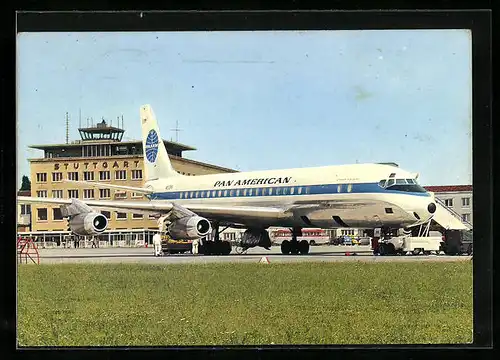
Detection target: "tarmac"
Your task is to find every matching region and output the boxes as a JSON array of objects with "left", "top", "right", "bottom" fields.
[{"left": 26, "top": 245, "right": 473, "bottom": 265}]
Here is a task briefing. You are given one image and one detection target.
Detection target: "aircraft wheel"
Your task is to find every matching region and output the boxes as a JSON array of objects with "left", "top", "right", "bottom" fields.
[
  {"left": 386, "top": 243, "right": 396, "bottom": 255},
  {"left": 281, "top": 240, "right": 291, "bottom": 255},
  {"left": 423, "top": 250, "right": 431, "bottom": 255},
  {"left": 412, "top": 248, "right": 421, "bottom": 255},
  {"left": 223, "top": 241, "right": 232, "bottom": 255},
  {"left": 467, "top": 244, "right": 473, "bottom": 255},
  {"left": 379, "top": 243, "right": 386, "bottom": 256},
  {"left": 299, "top": 240, "right": 310, "bottom": 255},
  {"left": 204, "top": 241, "right": 213, "bottom": 255}
]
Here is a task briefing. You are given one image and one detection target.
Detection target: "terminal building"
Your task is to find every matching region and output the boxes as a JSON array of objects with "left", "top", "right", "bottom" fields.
[{"left": 19, "top": 119, "right": 238, "bottom": 246}]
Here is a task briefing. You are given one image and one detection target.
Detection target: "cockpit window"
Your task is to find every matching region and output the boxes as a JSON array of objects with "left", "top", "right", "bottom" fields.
[
  {"left": 382, "top": 177, "right": 426, "bottom": 193},
  {"left": 378, "top": 180, "right": 387, "bottom": 188}
]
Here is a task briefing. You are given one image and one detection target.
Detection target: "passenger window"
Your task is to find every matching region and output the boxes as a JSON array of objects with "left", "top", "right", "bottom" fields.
[
  {"left": 305, "top": 187, "right": 310, "bottom": 194},
  {"left": 337, "top": 184, "right": 342, "bottom": 193},
  {"left": 269, "top": 188, "right": 273, "bottom": 195},
  {"left": 249, "top": 188, "right": 254, "bottom": 196},
  {"left": 236, "top": 189, "right": 240, "bottom": 196},
  {"left": 276, "top": 188, "right": 281, "bottom": 195},
  {"left": 230, "top": 190, "right": 234, "bottom": 197},
  {"left": 218, "top": 190, "right": 222, "bottom": 197},
  {"left": 190, "top": 191, "right": 194, "bottom": 198},
  {"left": 262, "top": 188, "right": 266, "bottom": 196},
  {"left": 195, "top": 191, "right": 199, "bottom": 198},
  {"left": 243, "top": 189, "right": 247, "bottom": 196},
  {"left": 290, "top": 187, "right": 295, "bottom": 194},
  {"left": 224, "top": 190, "right": 228, "bottom": 197},
  {"left": 212, "top": 190, "right": 216, "bottom": 197},
  {"left": 283, "top": 187, "right": 288, "bottom": 195},
  {"left": 201, "top": 191, "right": 205, "bottom": 198},
  {"left": 347, "top": 184, "right": 352, "bottom": 193},
  {"left": 298, "top": 187, "right": 302, "bottom": 195}
]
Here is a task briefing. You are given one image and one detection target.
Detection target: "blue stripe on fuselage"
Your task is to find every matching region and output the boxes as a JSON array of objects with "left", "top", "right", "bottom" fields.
[{"left": 146, "top": 182, "right": 431, "bottom": 200}]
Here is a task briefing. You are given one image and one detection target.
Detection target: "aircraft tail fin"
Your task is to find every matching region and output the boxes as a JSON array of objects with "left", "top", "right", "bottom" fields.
[{"left": 140, "top": 105, "right": 181, "bottom": 181}]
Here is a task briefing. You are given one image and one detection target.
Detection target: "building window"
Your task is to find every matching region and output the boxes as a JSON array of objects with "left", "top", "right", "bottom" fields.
[
  {"left": 101, "top": 211, "right": 111, "bottom": 219},
  {"left": 100, "top": 189, "right": 111, "bottom": 199},
  {"left": 83, "top": 171, "right": 95, "bottom": 181},
  {"left": 99, "top": 171, "right": 110, "bottom": 181},
  {"left": 21, "top": 204, "right": 31, "bottom": 215},
  {"left": 52, "top": 190, "right": 63, "bottom": 198},
  {"left": 444, "top": 199, "right": 453, "bottom": 207},
  {"left": 68, "top": 172, "right": 79, "bottom": 181},
  {"left": 131, "top": 170, "right": 143, "bottom": 180},
  {"left": 36, "top": 190, "right": 47, "bottom": 197},
  {"left": 37, "top": 208, "right": 47, "bottom": 221},
  {"left": 116, "top": 212, "right": 127, "bottom": 220},
  {"left": 114, "top": 191, "right": 127, "bottom": 199},
  {"left": 148, "top": 214, "right": 156, "bottom": 220},
  {"left": 462, "top": 213, "right": 471, "bottom": 222},
  {"left": 115, "top": 170, "right": 127, "bottom": 180},
  {"left": 132, "top": 192, "right": 143, "bottom": 198},
  {"left": 132, "top": 213, "right": 143, "bottom": 219},
  {"left": 52, "top": 172, "right": 63, "bottom": 182},
  {"left": 36, "top": 173, "right": 47, "bottom": 182},
  {"left": 462, "top": 197, "right": 470, "bottom": 207},
  {"left": 53, "top": 208, "right": 63, "bottom": 220},
  {"left": 68, "top": 189, "right": 79, "bottom": 198},
  {"left": 83, "top": 189, "right": 95, "bottom": 199}
]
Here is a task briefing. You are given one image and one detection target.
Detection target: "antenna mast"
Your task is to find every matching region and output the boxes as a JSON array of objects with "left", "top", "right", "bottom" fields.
[
  {"left": 65, "top": 112, "right": 69, "bottom": 144},
  {"left": 170, "top": 120, "right": 182, "bottom": 142}
]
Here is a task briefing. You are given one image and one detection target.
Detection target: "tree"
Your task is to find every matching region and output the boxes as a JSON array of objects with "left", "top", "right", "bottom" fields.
[{"left": 20, "top": 175, "right": 31, "bottom": 191}]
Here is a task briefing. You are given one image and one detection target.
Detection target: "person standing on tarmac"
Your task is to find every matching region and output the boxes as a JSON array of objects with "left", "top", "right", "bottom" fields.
[
  {"left": 192, "top": 238, "right": 199, "bottom": 255},
  {"left": 153, "top": 232, "right": 162, "bottom": 257}
]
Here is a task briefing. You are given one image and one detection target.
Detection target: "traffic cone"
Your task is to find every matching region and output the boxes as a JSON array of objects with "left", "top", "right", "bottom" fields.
[{"left": 259, "top": 256, "right": 270, "bottom": 264}]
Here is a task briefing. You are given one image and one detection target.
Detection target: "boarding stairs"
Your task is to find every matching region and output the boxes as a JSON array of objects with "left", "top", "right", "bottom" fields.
[
  {"left": 434, "top": 198, "right": 473, "bottom": 230},
  {"left": 17, "top": 237, "right": 40, "bottom": 265}
]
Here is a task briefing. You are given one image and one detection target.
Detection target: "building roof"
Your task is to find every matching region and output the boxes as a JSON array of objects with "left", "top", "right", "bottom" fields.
[
  {"left": 424, "top": 185, "right": 472, "bottom": 193},
  {"left": 29, "top": 139, "right": 196, "bottom": 152}
]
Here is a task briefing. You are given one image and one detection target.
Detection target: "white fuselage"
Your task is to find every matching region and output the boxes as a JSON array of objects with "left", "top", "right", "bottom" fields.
[{"left": 144, "top": 163, "right": 435, "bottom": 229}]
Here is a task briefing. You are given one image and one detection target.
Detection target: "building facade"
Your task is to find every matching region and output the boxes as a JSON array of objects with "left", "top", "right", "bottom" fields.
[
  {"left": 424, "top": 185, "right": 473, "bottom": 226},
  {"left": 26, "top": 120, "right": 237, "bottom": 233}
]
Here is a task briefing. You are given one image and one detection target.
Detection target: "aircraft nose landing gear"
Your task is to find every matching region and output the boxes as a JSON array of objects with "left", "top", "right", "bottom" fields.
[{"left": 280, "top": 227, "right": 309, "bottom": 255}]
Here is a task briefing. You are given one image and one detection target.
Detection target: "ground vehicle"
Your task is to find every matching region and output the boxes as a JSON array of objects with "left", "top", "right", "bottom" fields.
[
  {"left": 271, "top": 228, "right": 329, "bottom": 246},
  {"left": 440, "top": 229, "right": 473, "bottom": 255},
  {"left": 161, "top": 235, "right": 192, "bottom": 254},
  {"left": 376, "top": 235, "right": 442, "bottom": 255},
  {"left": 357, "top": 237, "right": 371, "bottom": 246}
]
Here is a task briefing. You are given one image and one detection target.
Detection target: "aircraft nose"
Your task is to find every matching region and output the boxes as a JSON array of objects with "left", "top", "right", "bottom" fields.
[{"left": 427, "top": 202, "right": 436, "bottom": 214}]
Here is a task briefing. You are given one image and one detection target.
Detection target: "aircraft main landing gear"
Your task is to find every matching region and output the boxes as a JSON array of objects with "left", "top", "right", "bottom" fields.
[{"left": 281, "top": 227, "right": 309, "bottom": 255}]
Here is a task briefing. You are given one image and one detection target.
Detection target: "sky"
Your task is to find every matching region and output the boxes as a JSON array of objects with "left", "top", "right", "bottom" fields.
[{"left": 17, "top": 30, "right": 472, "bottom": 186}]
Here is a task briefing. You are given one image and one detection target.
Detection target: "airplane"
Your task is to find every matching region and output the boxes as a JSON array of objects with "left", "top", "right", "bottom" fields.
[{"left": 18, "top": 104, "right": 437, "bottom": 255}]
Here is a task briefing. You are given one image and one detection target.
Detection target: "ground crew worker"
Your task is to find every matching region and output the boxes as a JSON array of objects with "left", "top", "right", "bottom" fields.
[
  {"left": 192, "top": 238, "right": 199, "bottom": 255},
  {"left": 153, "top": 232, "right": 162, "bottom": 257}
]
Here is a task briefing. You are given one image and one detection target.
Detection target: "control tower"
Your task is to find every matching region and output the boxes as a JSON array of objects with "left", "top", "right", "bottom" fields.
[{"left": 78, "top": 119, "right": 124, "bottom": 142}]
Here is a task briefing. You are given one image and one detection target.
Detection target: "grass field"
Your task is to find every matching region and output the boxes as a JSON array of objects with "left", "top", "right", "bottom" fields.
[{"left": 17, "top": 262, "right": 473, "bottom": 346}]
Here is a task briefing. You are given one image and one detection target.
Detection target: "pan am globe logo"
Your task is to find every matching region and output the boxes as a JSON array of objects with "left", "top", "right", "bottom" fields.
[{"left": 145, "top": 129, "right": 159, "bottom": 163}]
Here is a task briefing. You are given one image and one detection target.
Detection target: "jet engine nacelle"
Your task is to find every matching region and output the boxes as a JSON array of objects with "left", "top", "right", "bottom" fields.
[
  {"left": 68, "top": 212, "right": 108, "bottom": 236},
  {"left": 168, "top": 216, "right": 211, "bottom": 240}
]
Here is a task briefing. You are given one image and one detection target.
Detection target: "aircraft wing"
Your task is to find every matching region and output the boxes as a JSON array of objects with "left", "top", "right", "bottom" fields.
[
  {"left": 62, "top": 180, "right": 154, "bottom": 194},
  {"left": 17, "top": 196, "right": 284, "bottom": 223}
]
